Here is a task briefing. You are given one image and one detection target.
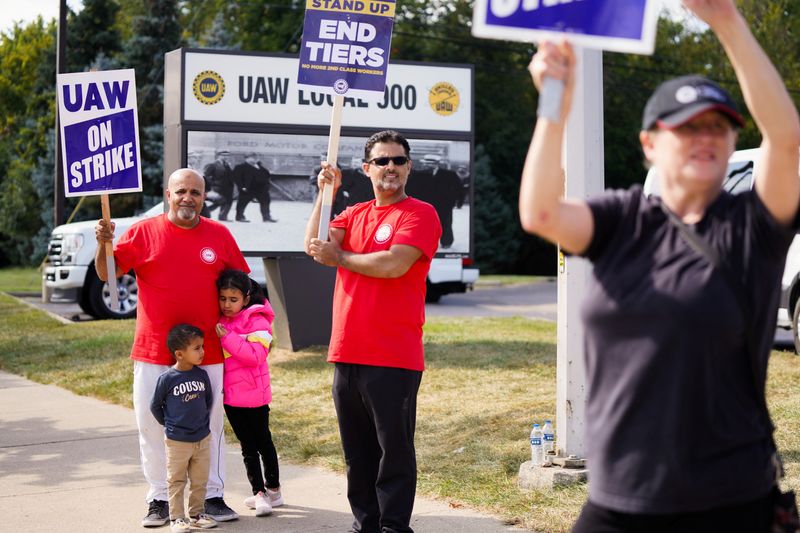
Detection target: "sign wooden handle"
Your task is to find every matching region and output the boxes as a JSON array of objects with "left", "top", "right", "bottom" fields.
[
  {"left": 101, "top": 194, "right": 120, "bottom": 311},
  {"left": 317, "top": 95, "right": 345, "bottom": 241}
]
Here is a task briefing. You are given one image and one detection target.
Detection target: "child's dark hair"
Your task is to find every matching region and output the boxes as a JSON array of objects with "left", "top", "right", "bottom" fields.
[
  {"left": 216, "top": 269, "right": 266, "bottom": 307},
  {"left": 166, "top": 323, "right": 204, "bottom": 355}
]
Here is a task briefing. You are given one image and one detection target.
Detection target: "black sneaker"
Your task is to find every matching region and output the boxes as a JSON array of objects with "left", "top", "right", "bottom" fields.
[
  {"left": 142, "top": 499, "right": 169, "bottom": 527},
  {"left": 204, "top": 497, "right": 238, "bottom": 522}
]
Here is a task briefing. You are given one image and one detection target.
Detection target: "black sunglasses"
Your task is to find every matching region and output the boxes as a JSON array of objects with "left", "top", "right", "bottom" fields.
[{"left": 366, "top": 156, "right": 409, "bottom": 166}]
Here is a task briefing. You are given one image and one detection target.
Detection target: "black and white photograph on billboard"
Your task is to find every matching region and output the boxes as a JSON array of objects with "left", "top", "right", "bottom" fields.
[{"left": 186, "top": 130, "right": 471, "bottom": 256}]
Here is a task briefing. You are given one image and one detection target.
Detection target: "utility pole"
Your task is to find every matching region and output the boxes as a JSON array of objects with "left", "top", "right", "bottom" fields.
[
  {"left": 556, "top": 47, "right": 604, "bottom": 458},
  {"left": 54, "top": 0, "right": 67, "bottom": 227}
]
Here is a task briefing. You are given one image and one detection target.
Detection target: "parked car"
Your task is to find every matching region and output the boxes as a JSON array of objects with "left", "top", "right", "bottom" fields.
[
  {"left": 644, "top": 148, "right": 800, "bottom": 353},
  {"left": 43, "top": 203, "right": 478, "bottom": 319}
]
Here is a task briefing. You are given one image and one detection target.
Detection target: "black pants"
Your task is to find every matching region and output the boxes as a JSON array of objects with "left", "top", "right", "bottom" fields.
[
  {"left": 223, "top": 404, "right": 280, "bottom": 494},
  {"left": 332, "top": 363, "right": 422, "bottom": 533},
  {"left": 252, "top": 184, "right": 272, "bottom": 220},
  {"left": 572, "top": 491, "right": 774, "bottom": 533},
  {"left": 436, "top": 208, "right": 454, "bottom": 247},
  {"left": 235, "top": 189, "right": 253, "bottom": 219}
]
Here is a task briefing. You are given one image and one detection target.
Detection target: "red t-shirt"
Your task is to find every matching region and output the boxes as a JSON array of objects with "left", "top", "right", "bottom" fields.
[
  {"left": 114, "top": 215, "right": 249, "bottom": 365},
  {"left": 327, "top": 197, "right": 441, "bottom": 371}
]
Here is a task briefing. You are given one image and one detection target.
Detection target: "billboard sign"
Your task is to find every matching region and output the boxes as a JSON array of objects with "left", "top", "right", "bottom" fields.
[
  {"left": 472, "top": 0, "right": 660, "bottom": 54},
  {"left": 297, "top": 0, "right": 396, "bottom": 98},
  {"left": 57, "top": 69, "right": 142, "bottom": 197},
  {"left": 165, "top": 49, "right": 474, "bottom": 257},
  {"left": 183, "top": 52, "right": 471, "bottom": 133}
]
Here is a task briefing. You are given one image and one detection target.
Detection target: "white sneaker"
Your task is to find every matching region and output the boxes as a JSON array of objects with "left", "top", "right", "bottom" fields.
[
  {"left": 266, "top": 488, "right": 284, "bottom": 507},
  {"left": 245, "top": 488, "right": 284, "bottom": 509},
  {"left": 170, "top": 518, "right": 191, "bottom": 533},
  {"left": 253, "top": 491, "right": 273, "bottom": 516},
  {"left": 189, "top": 513, "right": 218, "bottom": 529}
]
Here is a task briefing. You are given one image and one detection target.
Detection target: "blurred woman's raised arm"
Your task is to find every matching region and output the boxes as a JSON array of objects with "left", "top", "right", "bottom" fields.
[
  {"left": 690, "top": 0, "right": 800, "bottom": 224},
  {"left": 519, "top": 40, "right": 594, "bottom": 255}
]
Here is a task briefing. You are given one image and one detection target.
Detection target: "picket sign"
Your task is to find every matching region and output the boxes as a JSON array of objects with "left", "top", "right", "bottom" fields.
[
  {"left": 296, "top": 0, "right": 397, "bottom": 240},
  {"left": 472, "top": 0, "right": 660, "bottom": 122},
  {"left": 56, "top": 68, "right": 142, "bottom": 312}
]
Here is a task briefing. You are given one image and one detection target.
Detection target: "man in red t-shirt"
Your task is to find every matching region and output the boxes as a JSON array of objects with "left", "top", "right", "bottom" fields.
[
  {"left": 95, "top": 169, "right": 249, "bottom": 527},
  {"left": 305, "top": 130, "right": 441, "bottom": 533}
]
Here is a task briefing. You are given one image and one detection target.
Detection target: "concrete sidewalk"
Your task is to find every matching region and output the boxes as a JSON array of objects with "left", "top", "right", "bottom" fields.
[{"left": 0, "top": 371, "right": 524, "bottom": 532}]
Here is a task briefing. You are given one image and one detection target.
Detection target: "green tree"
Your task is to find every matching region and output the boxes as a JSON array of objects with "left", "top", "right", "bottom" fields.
[
  {"left": 120, "top": 0, "right": 183, "bottom": 196},
  {"left": 67, "top": 0, "right": 122, "bottom": 72},
  {"left": 472, "top": 145, "right": 520, "bottom": 272},
  {"left": 0, "top": 19, "right": 57, "bottom": 265},
  {"left": 229, "top": 0, "right": 305, "bottom": 53},
  {"left": 201, "top": 11, "right": 240, "bottom": 49},
  {"left": 392, "top": 0, "right": 542, "bottom": 271}
]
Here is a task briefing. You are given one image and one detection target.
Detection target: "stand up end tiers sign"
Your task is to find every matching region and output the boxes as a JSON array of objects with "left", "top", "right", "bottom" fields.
[
  {"left": 57, "top": 69, "right": 143, "bottom": 197},
  {"left": 298, "top": 0, "right": 396, "bottom": 98}
]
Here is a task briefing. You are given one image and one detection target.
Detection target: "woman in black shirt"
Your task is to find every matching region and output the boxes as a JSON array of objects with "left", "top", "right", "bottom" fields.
[{"left": 519, "top": 1, "right": 800, "bottom": 531}]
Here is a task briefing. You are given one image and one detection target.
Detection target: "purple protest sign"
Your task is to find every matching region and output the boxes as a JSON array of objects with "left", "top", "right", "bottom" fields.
[
  {"left": 472, "top": 0, "right": 659, "bottom": 55},
  {"left": 57, "top": 69, "right": 142, "bottom": 197},
  {"left": 62, "top": 109, "right": 140, "bottom": 194},
  {"left": 297, "top": 0, "right": 396, "bottom": 98}
]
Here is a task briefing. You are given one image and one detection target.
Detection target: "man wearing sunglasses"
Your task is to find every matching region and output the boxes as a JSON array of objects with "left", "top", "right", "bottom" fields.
[{"left": 305, "top": 130, "right": 442, "bottom": 533}]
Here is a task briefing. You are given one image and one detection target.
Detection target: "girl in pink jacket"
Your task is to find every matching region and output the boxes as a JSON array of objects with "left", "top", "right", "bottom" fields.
[{"left": 215, "top": 269, "right": 283, "bottom": 517}]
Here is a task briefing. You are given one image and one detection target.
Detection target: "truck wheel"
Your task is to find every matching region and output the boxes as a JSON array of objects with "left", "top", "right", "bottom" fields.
[
  {"left": 425, "top": 282, "right": 442, "bottom": 303},
  {"left": 78, "top": 286, "right": 96, "bottom": 317},
  {"left": 793, "top": 300, "right": 800, "bottom": 354},
  {"left": 85, "top": 268, "right": 138, "bottom": 319}
]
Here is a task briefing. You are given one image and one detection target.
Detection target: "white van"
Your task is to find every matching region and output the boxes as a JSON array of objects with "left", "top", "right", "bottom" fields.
[{"left": 643, "top": 148, "right": 800, "bottom": 352}]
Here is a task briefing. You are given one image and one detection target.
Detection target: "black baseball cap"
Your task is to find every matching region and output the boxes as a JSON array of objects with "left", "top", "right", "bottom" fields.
[{"left": 642, "top": 75, "right": 744, "bottom": 130}]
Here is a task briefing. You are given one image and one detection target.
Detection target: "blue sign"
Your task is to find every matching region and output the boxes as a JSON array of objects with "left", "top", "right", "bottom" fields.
[
  {"left": 62, "top": 109, "right": 140, "bottom": 194},
  {"left": 57, "top": 69, "right": 142, "bottom": 197},
  {"left": 472, "top": 0, "right": 659, "bottom": 55},
  {"left": 297, "top": 0, "right": 396, "bottom": 98}
]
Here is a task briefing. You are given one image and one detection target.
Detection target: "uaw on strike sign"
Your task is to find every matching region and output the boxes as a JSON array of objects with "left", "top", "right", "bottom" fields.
[
  {"left": 57, "top": 69, "right": 142, "bottom": 197},
  {"left": 472, "top": 0, "right": 659, "bottom": 54},
  {"left": 297, "top": 0, "right": 396, "bottom": 98}
]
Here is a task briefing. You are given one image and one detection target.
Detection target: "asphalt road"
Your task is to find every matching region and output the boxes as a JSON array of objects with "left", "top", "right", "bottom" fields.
[
  {"left": 20, "top": 281, "right": 558, "bottom": 322},
  {"left": 17, "top": 280, "right": 795, "bottom": 350}
]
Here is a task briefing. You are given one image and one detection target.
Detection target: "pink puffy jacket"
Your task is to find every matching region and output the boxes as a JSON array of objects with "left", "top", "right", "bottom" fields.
[{"left": 219, "top": 302, "right": 275, "bottom": 407}]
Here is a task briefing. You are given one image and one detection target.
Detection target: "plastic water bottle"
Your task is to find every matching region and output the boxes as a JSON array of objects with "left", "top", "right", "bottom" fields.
[
  {"left": 530, "top": 423, "right": 544, "bottom": 466},
  {"left": 542, "top": 420, "right": 555, "bottom": 455}
]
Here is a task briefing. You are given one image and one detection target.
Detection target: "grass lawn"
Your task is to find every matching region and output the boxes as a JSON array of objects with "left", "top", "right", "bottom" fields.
[
  {"left": 0, "top": 292, "right": 798, "bottom": 532},
  {"left": 0, "top": 266, "right": 41, "bottom": 294},
  {"left": 477, "top": 275, "right": 553, "bottom": 286}
]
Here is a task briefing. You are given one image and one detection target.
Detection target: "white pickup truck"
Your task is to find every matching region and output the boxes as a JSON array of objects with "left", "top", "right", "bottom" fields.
[{"left": 43, "top": 203, "right": 479, "bottom": 319}]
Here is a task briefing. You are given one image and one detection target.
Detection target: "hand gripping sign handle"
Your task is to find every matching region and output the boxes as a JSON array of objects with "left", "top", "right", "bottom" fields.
[
  {"left": 538, "top": 77, "right": 565, "bottom": 123},
  {"left": 100, "top": 194, "right": 120, "bottom": 311},
  {"left": 317, "top": 95, "right": 345, "bottom": 241}
]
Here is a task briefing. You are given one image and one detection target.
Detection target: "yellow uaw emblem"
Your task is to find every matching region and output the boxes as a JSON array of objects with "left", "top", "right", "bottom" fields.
[
  {"left": 428, "top": 82, "right": 459, "bottom": 116},
  {"left": 193, "top": 70, "right": 225, "bottom": 105}
]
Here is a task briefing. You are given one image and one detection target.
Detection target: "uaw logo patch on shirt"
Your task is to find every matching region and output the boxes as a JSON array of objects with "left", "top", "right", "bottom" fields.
[
  {"left": 200, "top": 247, "right": 217, "bottom": 264},
  {"left": 193, "top": 70, "right": 225, "bottom": 105},
  {"left": 374, "top": 223, "right": 393, "bottom": 244}
]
